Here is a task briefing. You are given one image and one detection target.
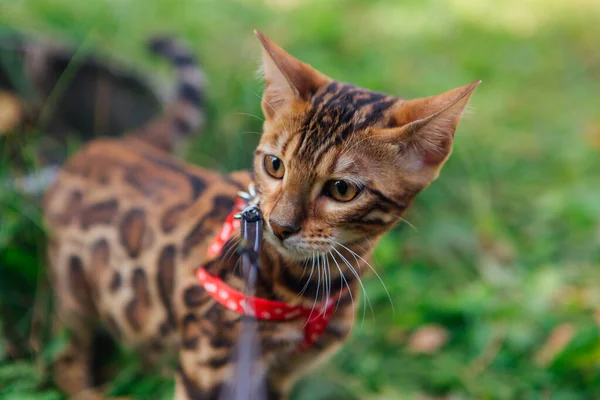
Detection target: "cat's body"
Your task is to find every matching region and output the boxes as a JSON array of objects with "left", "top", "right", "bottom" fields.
[{"left": 44, "top": 32, "right": 479, "bottom": 399}]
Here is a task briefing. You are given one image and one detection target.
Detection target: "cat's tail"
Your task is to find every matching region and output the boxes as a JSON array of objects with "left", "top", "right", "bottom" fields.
[
  {"left": 130, "top": 36, "right": 206, "bottom": 152},
  {"left": 7, "top": 36, "right": 206, "bottom": 195}
]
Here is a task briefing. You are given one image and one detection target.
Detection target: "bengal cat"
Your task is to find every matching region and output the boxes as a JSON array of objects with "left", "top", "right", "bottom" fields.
[{"left": 43, "top": 31, "right": 480, "bottom": 399}]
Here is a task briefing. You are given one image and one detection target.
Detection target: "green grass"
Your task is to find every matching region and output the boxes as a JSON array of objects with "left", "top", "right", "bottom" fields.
[{"left": 2, "top": 0, "right": 600, "bottom": 398}]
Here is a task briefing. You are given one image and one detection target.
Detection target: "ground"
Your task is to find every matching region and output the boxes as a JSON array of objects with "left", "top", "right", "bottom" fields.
[{"left": 1, "top": 0, "right": 600, "bottom": 398}]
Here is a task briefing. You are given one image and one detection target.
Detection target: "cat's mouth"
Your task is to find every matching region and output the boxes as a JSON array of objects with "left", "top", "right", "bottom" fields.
[{"left": 264, "top": 230, "right": 332, "bottom": 261}]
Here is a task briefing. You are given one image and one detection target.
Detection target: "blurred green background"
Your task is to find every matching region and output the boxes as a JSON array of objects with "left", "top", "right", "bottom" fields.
[{"left": 1, "top": 0, "right": 600, "bottom": 398}]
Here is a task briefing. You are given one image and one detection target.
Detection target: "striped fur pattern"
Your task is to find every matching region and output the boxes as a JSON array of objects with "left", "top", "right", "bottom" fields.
[
  {"left": 44, "top": 31, "right": 479, "bottom": 399},
  {"left": 7, "top": 37, "right": 205, "bottom": 196},
  {"left": 131, "top": 36, "right": 205, "bottom": 152}
]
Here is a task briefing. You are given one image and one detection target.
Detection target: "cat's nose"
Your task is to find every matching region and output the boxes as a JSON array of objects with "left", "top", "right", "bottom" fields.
[{"left": 269, "top": 219, "right": 300, "bottom": 241}]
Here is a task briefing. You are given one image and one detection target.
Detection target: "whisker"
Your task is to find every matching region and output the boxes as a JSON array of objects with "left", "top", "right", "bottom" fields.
[
  {"left": 326, "top": 255, "right": 332, "bottom": 308},
  {"left": 330, "top": 251, "right": 354, "bottom": 321},
  {"left": 331, "top": 245, "right": 373, "bottom": 324},
  {"left": 353, "top": 237, "right": 376, "bottom": 254},
  {"left": 305, "top": 255, "right": 323, "bottom": 327},
  {"left": 232, "top": 257, "right": 242, "bottom": 276},
  {"left": 325, "top": 255, "right": 334, "bottom": 319},
  {"left": 386, "top": 213, "right": 418, "bottom": 232},
  {"left": 398, "top": 217, "right": 417, "bottom": 232},
  {"left": 316, "top": 253, "right": 331, "bottom": 319},
  {"left": 298, "top": 252, "right": 316, "bottom": 298},
  {"left": 222, "top": 238, "right": 238, "bottom": 254},
  {"left": 298, "top": 257, "right": 310, "bottom": 282},
  {"left": 335, "top": 241, "right": 395, "bottom": 315},
  {"left": 222, "top": 238, "right": 242, "bottom": 263},
  {"left": 235, "top": 112, "right": 264, "bottom": 122}
]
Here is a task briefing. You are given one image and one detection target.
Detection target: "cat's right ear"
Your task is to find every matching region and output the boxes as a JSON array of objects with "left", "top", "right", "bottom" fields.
[
  {"left": 372, "top": 81, "right": 481, "bottom": 170},
  {"left": 255, "top": 30, "right": 329, "bottom": 119}
]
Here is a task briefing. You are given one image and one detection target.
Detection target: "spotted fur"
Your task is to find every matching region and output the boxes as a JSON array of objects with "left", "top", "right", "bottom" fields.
[{"left": 44, "top": 31, "right": 479, "bottom": 399}]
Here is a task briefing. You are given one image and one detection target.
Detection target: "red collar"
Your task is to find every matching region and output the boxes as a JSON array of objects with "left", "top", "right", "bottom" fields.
[{"left": 196, "top": 198, "right": 335, "bottom": 350}]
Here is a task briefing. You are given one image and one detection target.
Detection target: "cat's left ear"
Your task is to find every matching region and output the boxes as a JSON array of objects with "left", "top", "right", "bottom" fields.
[
  {"left": 255, "top": 30, "right": 330, "bottom": 119},
  {"left": 372, "top": 81, "right": 481, "bottom": 168}
]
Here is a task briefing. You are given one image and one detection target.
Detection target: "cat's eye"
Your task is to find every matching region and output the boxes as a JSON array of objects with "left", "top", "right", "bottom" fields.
[
  {"left": 264, "top": 155, "right": 285, "bottom": 179},
  {"left": 324, "top": 180, "right": 360, "bottom": 202}
]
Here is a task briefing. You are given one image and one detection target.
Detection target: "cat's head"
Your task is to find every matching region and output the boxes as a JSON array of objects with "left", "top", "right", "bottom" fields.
[{"left": 252, "top": 30, "right": 480, "bottom": 261}]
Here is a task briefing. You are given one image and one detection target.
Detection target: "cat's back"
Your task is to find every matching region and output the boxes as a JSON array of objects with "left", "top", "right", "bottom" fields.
[
  {"left": 46, "top": 138, "right": 216, "bottom": 213},
  {"left": 44, "top": 137, "right": 248, "bottom": 231}
]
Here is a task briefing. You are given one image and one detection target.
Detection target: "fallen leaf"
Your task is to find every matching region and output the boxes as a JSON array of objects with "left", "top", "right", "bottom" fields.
[
  {"left": 0, "top": 91, "right": 23, "bottom": 135},
  {"left": 584, "top": 122, "right": 600, "bottom": 150},
  {"left": 534, "top": 323, "right": 575, "bottom": 367},
  {"left": 407, "top": 324, "right": 449, "bottom": 354}
]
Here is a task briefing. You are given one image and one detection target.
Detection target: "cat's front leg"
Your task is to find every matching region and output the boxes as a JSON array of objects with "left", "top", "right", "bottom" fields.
[
  {"left": 266, "top": 308, "right": 355, "bottom": 398},
  {"left": 174, "top": 364, "right": 279, "bottom": 400},
  {"left": 174, "top": 348, "right": 288, "bottom": 400},
  {"left": 174, "top": 361, "right": 226, "bottom": 400},
  {"left": 174, "top": 320, "right": 240, "bottom": 400}
]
